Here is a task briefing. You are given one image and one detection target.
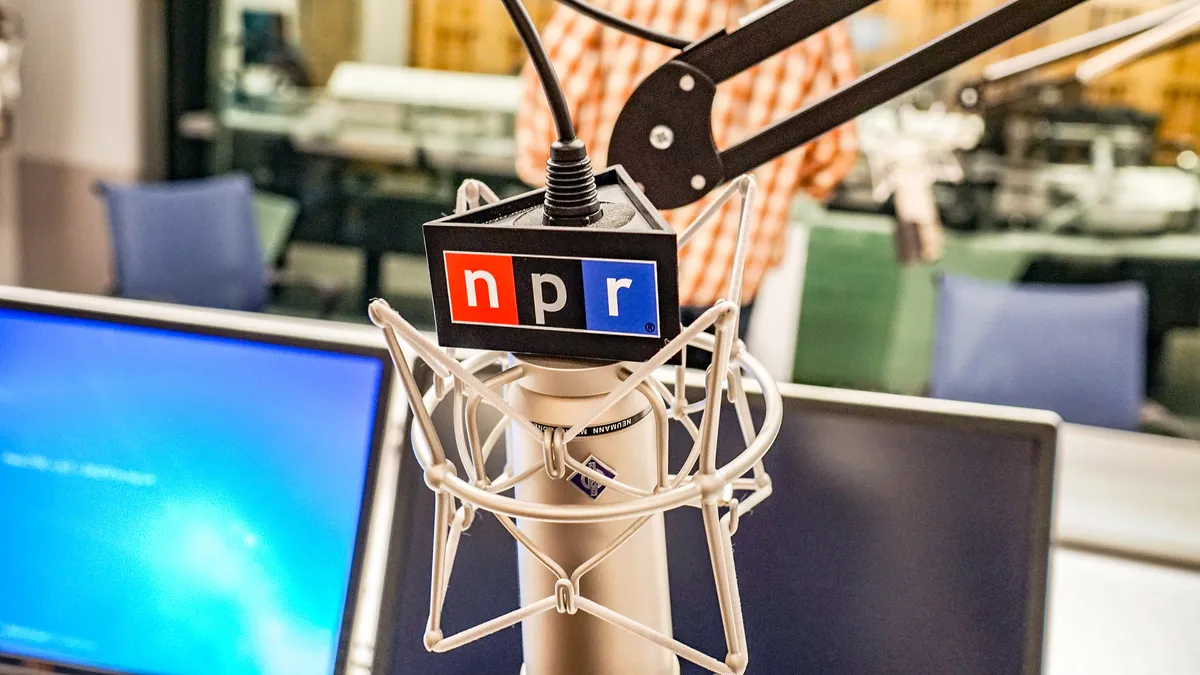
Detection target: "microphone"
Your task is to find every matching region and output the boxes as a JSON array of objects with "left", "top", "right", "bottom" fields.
[
  {"left": 368, "top": 1, "right": 1093, "bottom": 673},
  {"left": 859, "top": 104, "right": 984, "bottom": 263},
  {"left": 370, "top": 171, "right": 778, "bottom": 675}
]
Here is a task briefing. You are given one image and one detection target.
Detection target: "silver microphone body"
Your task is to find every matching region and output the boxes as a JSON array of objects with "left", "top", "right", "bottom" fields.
[
  {"left": 370, "top": 173, "right": 777, "bottom": 675},
  {"left": 508, "top": 357, "right": 676, "bottom": 675}
]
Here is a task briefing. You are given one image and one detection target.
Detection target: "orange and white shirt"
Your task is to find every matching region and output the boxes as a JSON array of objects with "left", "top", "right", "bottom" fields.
[{"left": 515, "top": 0, "right": 860, "bottom": 307}]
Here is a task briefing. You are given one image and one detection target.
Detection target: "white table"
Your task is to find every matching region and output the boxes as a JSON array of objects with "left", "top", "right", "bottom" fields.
[
  {"left": 1045, "top": 425, "right": 1200, "bottom": 675},
  {"left": 1055, "top": 424, "right": 1200, "bottom": 568},
  {"left": 1045, "top": 548, "right": 1200, "bottom": 675},
  {"left": 179, "top": 107, "right": 519, "bottom": 176}
]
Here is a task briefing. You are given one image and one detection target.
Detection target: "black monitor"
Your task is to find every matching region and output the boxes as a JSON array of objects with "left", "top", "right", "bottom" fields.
[
  {"left": 0, "top": 288, "right": 399, "bottom": 675},
  {"left": 376, "top": 376, "right": 1057, "bottom": 675},
  {"left": 242, "top": 10, "right": 288, "bottom": 66},
  {"left": 240, "top": 10, "right": 310, "bottom": 89}
]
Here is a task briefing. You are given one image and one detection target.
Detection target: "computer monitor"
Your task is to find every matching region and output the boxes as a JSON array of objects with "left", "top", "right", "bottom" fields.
[
  {"left": 242, "top": 10, "right": 288, "bottom": 66},
  {"left": 0, "top": 287, "right": 400, "bottom": 675},
  {"left": 376, "top": 375, "right": 1058, "bottom": 675}
]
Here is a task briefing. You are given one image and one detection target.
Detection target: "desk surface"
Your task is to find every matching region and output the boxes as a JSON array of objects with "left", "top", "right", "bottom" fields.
[
  {"left": 1040, "top": 426, "right": 1200, "bottom": 675},
  {"left": 969, "top": 230, "right": 1200, "bottom": 262},
  {"left": 1045, "top": 548, "right": 1200, "bottom": 675},
  {"left": 809, "top": 211, "right": 1200, "bottom": 262},
  {"left": 218, "top": 108, "right": 519, "bottom": 175},
  {"left": 1055, "top": 424, "right": 1200, "bottom": 569}
]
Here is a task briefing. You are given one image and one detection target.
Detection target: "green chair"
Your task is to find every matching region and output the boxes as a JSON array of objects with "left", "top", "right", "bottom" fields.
[
  {"left": 792, "top": 209, "right": 1029, "bottom": 394},
  {"left": 1153, "top": 327, "right": 1200, "bottom": 419},
  {"left": 253, "top": 191, "right": 300, "bottom": 267}
]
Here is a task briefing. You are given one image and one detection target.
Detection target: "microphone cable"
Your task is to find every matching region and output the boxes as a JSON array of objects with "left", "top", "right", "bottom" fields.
[{"left": 501, "top": 0, "right": 603, "bottom": 226}]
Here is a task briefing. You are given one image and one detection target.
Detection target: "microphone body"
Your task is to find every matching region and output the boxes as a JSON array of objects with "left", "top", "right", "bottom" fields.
[
  {"left": 371, "top": 172, "right": 776, "bottom": 675},
  {"left": 509, "top": 357, "right": 676, "bottom": 675}
]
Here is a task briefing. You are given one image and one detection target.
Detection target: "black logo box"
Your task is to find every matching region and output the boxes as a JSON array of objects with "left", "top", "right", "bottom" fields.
[{"left": 423, "top": 167, "right": 682, "bottom": 363}]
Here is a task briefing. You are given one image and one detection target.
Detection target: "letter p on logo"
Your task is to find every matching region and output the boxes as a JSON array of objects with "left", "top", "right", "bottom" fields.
[{"left": 444, "top": 252, "right": 519, "bottom": 325}]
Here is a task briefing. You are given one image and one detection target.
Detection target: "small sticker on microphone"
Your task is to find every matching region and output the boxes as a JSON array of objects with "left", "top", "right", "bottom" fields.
[{"left": 569, "top": 455, "right": 617, "bottom": 500}]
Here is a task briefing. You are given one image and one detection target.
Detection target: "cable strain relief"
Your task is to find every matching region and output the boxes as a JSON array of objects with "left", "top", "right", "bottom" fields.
[{"left": 543, "top": 139, "right": 603, "bottom": 227}]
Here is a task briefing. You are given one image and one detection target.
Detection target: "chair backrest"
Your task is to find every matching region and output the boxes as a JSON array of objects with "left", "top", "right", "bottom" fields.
[
  {"left": 99, "top": 174, "right": 266, "bottom": 312},
  {"left": 932, "top": 274, "right": 1147, "bottom": 430},
  {"left": 1153, "top": 327, "right": 1200, "bottom": 418}
]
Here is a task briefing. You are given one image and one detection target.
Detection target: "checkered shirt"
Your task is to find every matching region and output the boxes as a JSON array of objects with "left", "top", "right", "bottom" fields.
[{"left": 514, "top": 0, "right": 860, "bottom": 306}]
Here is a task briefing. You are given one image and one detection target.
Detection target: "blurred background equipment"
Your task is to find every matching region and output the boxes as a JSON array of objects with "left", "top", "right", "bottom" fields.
[
  {"left": 411, "top": 0, "right": 555, "bottom": 74},
  {"left": 955, "top": 0, "right": 1200, "bottom": 236},
  {"left": 825, "top": 0, "right": 1200, "bottom": 237},
  {"left": 855, "top": 0, "right": 1200, "bottom": 148},
  {"left": 858, "top": 103, "right": 985, "bottom": 261},
  {"left": 0, "top": 0, "right": 1172, "bottom": 430},
  {"left": 0, "top": 3, "right": 23, "bottom": 145},
  {"left": 826, "top": 0, "right": 1200, "bottom": 235},
  {"left": 238, "top": 9, "right": 311, "bottom": 104}
]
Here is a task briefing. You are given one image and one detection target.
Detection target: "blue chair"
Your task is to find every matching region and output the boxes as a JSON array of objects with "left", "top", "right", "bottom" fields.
[
  {"left": 931, "top": 274, "right": 1147, "bottom": 430},
  {"left": 98, "top": 174, "right": 267, "bottom": 311}
]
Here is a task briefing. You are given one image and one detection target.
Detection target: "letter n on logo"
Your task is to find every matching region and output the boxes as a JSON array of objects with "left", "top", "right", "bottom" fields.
[{"left": 444, "top": 252, "right": 519, "bottom": 325}]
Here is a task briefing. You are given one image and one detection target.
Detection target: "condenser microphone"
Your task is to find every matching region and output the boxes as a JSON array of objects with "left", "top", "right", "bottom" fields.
[
  {"left": 416, "top": 165, "right": 689, "bottom": 675},
  {"left": 369, "top": 1, "right": 1094, "bottom": 673},
  {"left": 372, "top": 169, "right": 778, "bottom": 675}
]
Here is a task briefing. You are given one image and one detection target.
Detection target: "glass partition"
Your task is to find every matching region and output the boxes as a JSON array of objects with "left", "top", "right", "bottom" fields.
[
  {"left": 161, "top": 0, "right": 1200, "bottom": 433},
  {"left": 179, "top": 0, "right": 556, "bottom": 327}
]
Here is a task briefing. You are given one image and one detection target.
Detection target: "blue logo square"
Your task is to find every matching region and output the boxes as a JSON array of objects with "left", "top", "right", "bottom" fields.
[
  {"left": 581, "top": 259, "right": 659, "bottom": 336},
  {"left": 569, "top": 455, "right": 617, "bottom": 500}
]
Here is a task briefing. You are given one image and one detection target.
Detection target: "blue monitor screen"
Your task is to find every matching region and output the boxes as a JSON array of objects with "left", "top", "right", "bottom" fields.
[{"left": 0, "top": 306, "right": 388, "bottom": 675}]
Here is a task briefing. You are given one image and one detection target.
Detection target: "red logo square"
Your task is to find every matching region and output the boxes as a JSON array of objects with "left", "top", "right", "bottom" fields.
[{"left": 444, "top": 252, "right": 519, "bottom": 326}]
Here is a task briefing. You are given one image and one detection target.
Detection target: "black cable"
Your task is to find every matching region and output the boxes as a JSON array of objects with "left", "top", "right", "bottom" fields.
[
  {"left": 554, "top": 0, "right": 690, "bottom": 49},
  {"left": 501, "top": 0, "right": 577, "bottom": 143},
  {"left": 500, "top": 0, "right": 602, "bottom": 226}
]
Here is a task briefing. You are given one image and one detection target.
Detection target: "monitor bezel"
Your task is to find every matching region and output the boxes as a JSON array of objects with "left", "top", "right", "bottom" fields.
[{"left": 0, "top": 287, "right": 397, "bottom": 675}]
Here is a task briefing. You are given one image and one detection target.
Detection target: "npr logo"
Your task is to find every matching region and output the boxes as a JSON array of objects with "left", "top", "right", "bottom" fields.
[{"left": 444, "top": 251, "right": 660, "bottom": 337}]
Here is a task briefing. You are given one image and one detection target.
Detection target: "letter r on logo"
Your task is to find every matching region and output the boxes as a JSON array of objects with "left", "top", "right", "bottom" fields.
[{"left": 581, "top": 260, "right": 659, "bottom": 336}]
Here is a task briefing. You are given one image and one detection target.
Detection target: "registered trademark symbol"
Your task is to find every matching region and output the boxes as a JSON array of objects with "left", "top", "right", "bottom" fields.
[{"left": 645, "top": 322, "right": 656, "bottom": 332}]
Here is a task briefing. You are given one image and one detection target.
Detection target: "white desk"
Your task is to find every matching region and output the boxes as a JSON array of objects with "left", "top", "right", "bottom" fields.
[
  {"left": 290, "top": 125, "right": 516, "bottom": 176},
  {"left": 1055, "top": 424, "right": 1200, "bottom": 568},
  {"left": 1045, "top": 548, "right": 1200, "bottom": 675},
  {"left": 179, "top": 108, "right": 519, "bottom": 176},
  {"left": 1046, "top": 426, "right": 1200, "bottom": 675}
]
